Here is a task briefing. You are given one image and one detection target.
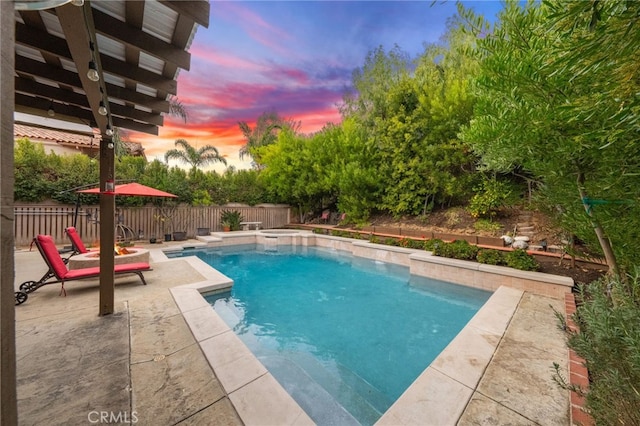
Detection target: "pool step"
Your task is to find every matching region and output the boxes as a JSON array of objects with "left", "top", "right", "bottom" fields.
[
  {"left": 212, "top": 300, "right": 387, "bottom": 425},
  {"left": 260, "top": 354, "right": 363, "bottom": 426},
  {"left": 286, "top": 350, "right": 391, "bottom": 421}
]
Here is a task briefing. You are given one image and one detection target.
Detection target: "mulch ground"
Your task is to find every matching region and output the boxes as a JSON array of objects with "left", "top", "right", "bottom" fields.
[
  {"left": 534, "top": 255, "right": 607, "bottom": 286},
  {"left": 367, "top": 209, "right": 609, "bottom": 286}
]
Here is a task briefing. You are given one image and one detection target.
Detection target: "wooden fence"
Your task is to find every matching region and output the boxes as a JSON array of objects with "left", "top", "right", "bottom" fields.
[{"left": 14, "top": 204, "right": 291, "bottom": 247}]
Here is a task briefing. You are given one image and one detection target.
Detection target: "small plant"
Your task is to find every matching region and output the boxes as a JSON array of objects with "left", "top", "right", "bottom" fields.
[
  {"left": 399, "top": 238, "right": 424, "bottom": 249},
  {"left": 418, "top": 214, "right": 430, "bottom": 224},
  {"left": 444, "top": 209, "right": 462, "bottom": 228},
  {"left": 434, "top": 240, "right": 479, "bottom": 260},
  {"left": 476, "top": 249, "right": 505, "bottom": 265},
  {"left": 468, "top": 177, "right": 513, "bottom": 219},
  {"left": 220, "top": 209, "right": 243, "bottom": 231},
  {"left": 504, "top": 249, "right": 539, "bottom": 271},
  {"left": 384, "top": 237, "right": 399, "bottom": 246},
  {"left": 474, "top": 219, "right": 502, "bottom": 233},
  {"left": 424, "top": 238, "right": 443, "bottom": 252},
  {"left": 153, "top": 206, "right": 174, "bottom": 235}
]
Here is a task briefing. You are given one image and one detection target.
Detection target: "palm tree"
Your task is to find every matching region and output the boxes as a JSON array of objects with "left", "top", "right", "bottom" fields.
[
  {"left": 164, "top": 139, "right": 227, "bottom": 170},
  {"left": 238, "top": 110, "right": 301, "bottom": 166},
  {"left": 168, "top": 96, "right": 188, "bottom": 123},
  {"left": 238, "top": 122, "right": 281, "bottom": 161}
]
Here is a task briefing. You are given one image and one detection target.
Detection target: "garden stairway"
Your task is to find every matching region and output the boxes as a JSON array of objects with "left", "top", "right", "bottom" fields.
[
  {"left": 515, "top": 211, "right": 535, "bottom": 240},
  {"left": 515, "top": 211, "right": 555, "bottom": 252}
]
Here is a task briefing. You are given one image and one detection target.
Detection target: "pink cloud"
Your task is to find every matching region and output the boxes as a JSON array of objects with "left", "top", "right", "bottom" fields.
[
  {"left": 272, "top": 66, "right": 309, "bottom": 85},
  {"left": 189, "top": 45, "right": 264, "bottom": 73}
]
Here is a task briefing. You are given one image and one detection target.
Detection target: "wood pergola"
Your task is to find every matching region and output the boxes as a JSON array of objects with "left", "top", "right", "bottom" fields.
[{"left": 1, "top": 1, "right": 210, "bottom": 422}]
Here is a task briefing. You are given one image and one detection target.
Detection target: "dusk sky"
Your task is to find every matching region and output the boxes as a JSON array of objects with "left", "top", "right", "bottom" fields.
[{"left": 128, "top": 1, "right": 505, "bottom": 171}]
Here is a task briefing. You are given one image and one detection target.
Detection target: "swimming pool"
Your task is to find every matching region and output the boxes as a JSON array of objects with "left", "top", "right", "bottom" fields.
[{"left": 168, "top": 245, "right": 490, "bottom": 425}]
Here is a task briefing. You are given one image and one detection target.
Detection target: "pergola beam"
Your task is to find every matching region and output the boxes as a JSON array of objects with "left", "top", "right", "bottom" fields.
[
  {"left": 92, "top": 8, "right": 191, "bottom": 70},
  {"left": 15, "top": 57, "right": 171, "bottom": 113},
  {"left": 15, "top": 26, "right": 179, "bottom": 96},
  {"left": 99, "top": 54, "right": 178, "bottom": 95},
  {"left": 160, "top": 0, "right": 210, "bottom": 28}
]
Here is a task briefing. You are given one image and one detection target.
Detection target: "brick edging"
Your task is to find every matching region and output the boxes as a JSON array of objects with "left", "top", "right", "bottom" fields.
[{"left": 565, "top": 293, "right": 594, "bottom": 426}]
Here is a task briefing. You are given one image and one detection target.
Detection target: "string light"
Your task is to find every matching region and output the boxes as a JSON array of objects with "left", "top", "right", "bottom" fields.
[
  {"left": 98, "top": 101, "right": 108, "bottom": 116},
  {"left": 105, "top": 125, "right": 114, "bottom": 136},
  {"left": 47, "top": 100, "right": 55, "bottom": 117},
  {"left": 87, "top": 61, "right": 99, "bottom": 82}
]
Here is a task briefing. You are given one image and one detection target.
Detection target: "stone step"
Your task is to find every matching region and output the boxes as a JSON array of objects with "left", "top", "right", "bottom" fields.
[{"left": 518, "top": 226, "right": 535, "bottom": 232}]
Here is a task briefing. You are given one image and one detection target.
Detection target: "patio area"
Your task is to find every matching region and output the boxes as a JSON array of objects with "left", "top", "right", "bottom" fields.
[{"left": 14, "top": 239, "right": 571, "bottom": 425}]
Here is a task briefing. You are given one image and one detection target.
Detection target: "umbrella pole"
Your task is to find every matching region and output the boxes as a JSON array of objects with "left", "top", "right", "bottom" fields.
[{"left": 73, "top": 195, "right": 80, "bottom": 228}]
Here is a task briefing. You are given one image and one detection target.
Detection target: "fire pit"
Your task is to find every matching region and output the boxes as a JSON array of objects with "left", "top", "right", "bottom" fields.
[{"left": 68, "top": 248, "right": 150, "bottom": 270}]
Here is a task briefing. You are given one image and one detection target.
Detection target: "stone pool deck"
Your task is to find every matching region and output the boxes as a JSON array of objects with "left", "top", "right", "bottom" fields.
[{"left": 14, "top": 238, "right": 570, "bottom": 425}]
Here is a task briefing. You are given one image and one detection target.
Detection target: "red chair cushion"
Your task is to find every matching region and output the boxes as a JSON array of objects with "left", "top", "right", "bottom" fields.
[
  {"left": 66, "top": 226, "right": 88, "bottom": 253},
  {"left": 63, "top": 262, "right": 151, "bottom": 280},
  {"left": 37, "top": 235, "right": 69, "bottom": 279}
]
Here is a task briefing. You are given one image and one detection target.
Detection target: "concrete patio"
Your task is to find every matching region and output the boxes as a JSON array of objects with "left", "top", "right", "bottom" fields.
[{"left": 14, "top": 240, "right": 570, "bottom": 425}]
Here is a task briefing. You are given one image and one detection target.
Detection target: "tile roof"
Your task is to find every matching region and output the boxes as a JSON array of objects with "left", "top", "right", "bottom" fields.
[
  {"left": 14, "top": 123, "right": 99, "bottom": 147},
  {"left": 14, "top": 123, "right": 145, "bottom": 157}
]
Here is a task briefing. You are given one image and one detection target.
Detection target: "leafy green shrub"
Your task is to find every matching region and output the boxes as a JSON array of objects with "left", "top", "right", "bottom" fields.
[
  {"left": 476, "top": 249, "right": 505, "bottom": 265},
  {"left": 474, "top": 219, "right": 502, "bottom": 233},
  {"left": 504, "top": 249, "right": 539, "bottom": 271},
  {"left": 403, "top": 238, "right": 426, "bottom": 249},
  {"left": 562, "top": 275, "right": 640, "bottom": 425},
  {"left": 384, "top": 237, "right": 400, "bottom": 246},
  {"left": 424, "top": 238, "right": 444, "bottom": 252},
  {"left": 434, "top": 240, "right": 479, "bottom": 260},
  {"left": 192, "top": 189, "right": 212, "bottom": 206},
  {"left": 468, "top": 177, "right": 513, "bottom": 219}
]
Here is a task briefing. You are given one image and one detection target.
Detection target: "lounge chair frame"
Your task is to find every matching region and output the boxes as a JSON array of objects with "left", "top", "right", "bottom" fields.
[{"left": 17, "top": 235, "right": 151, "bottom": 301}]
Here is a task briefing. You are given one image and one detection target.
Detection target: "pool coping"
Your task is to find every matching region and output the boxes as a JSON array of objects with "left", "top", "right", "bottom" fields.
[{"left": 158, "top": 231, "right": 570, "bottom": 425}]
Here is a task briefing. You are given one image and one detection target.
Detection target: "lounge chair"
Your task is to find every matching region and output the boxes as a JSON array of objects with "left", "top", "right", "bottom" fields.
[
  {"left": 65, "top": 226, "right": 90, "bottom": 255},
  {"left": 17, "top": 234, "right": 151, "bottom": 299}
]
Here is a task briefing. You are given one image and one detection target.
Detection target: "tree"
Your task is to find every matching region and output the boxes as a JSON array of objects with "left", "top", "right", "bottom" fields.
[
  {"left": 164, "top": 139, "right": 227, "bottom": 171},
  {"left": 342, "top": 36, "right": 478, "bottom": 217},
  {"left": 238, "top": 110, "right": 301, "bottom": 167},
  {"left": 325, "top": 119, "right": 383, "bottom": 221},
  {"left": 168, "top": 96, "right": 188, "bottom": 123},
  {"left": 460, "top": 1, "right": 640, "bottom": 273},
  {"left": 257, "top": 128, "right": 327, "bottom": 220}
]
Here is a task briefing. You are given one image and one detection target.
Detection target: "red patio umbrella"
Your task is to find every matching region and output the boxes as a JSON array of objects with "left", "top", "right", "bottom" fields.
[{"left": 77, "top": 182, "right": 177, "bottom": 198}]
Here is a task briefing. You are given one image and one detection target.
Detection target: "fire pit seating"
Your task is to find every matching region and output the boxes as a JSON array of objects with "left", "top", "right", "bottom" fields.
[{"left": 19, "top": 235, "right": 152, "bottom": 297}]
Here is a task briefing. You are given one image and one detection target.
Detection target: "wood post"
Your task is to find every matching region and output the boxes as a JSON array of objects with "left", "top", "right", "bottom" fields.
[
  {"left": 1, "top": 1, "right": 18, "bottom": 422},
  {"left": 99, "top": 135, "right": 116, "bottom": 316}
]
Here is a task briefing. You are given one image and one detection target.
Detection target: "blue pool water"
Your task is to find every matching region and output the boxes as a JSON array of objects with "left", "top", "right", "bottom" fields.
[{"left": 169, "top": 245, "right": 490, "bottom": 425}]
